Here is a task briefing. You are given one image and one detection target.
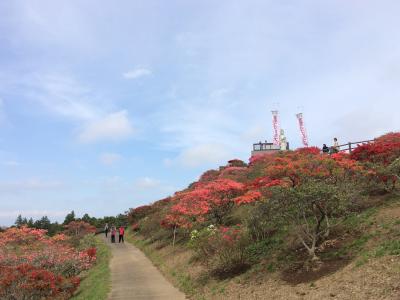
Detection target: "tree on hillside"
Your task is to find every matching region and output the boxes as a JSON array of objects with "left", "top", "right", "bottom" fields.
[
  {"left": 34, "top": 216, "right": 51, "bottom": 230},
  {"left": 64, "top": 221, "right": 96, "bottom": 240},
  {"left": 14, "top": 214, "right": 27, "bottom": 227},
  {"left": 63, "top": 210, "right": 76, "bottom": 225},
  {"left": 389, "top": 158, "right": 400, "bottom": 181},
  {"left": 82, "top": 213, "right": 90, "bottom": 223},
  {"left": 271, "top": 180, "right": 354, "bottom": 261}
]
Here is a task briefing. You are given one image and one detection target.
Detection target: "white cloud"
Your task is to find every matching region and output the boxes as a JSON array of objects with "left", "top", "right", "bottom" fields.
[
  {"left": 14, "top": 73, "right": 137, "bottom": 144},
  {"left": 123, "top": 68, "right": 152, "bottom": 79},
  {"left": 176, "top": 143, "right": 232, "bottom": 168},
  {"left": 27, "top": 74, "right": 101, "bottom": 120},
  {"left": 134, "top": 177, "right": 161, "bottom": 189},
  {"left": 99, "top": 153, "right": 122, "bottom": 166},
  {"left": 79, "top": 110, "right": 134, "bottom": 143}
]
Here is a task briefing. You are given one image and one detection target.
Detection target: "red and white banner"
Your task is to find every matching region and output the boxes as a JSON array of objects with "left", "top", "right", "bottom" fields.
[
  {"left": 296, "top": 113, "right": 309, "bottom": 147},
  {"left": 271, "top": 110, "right": 280, "bottom": 145}
]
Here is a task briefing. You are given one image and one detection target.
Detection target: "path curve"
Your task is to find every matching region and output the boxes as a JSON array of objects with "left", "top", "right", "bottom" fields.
[{"left": 103, "top": 235, "right": 186, "bottom": 300}]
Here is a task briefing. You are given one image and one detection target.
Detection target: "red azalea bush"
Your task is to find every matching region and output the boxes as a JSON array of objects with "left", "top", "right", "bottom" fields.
[
  {"left": 350, "top": 132, "right": 400, "bottom": 190},
  {"left": 129, "top": 132, "right": 400, "bottom": 266},
  {"left": 351, "top": 132, "right": 400, "bottom": 165},
  {"left": 0, "top": 227, "right": 96, "bottom": 299},
  {"left": 198, "top": 169, "right": 221, "bottom": 183},
  {"left": 133, "top": 147, "right": 367, "bottom": 232},
  {"left": 127, "top": 204, "right": 155, "bottom": 224},
  {"left": 170, "top": 179, "right": 245, "bottom": 224},
  {"left": 0, "top": 264, "right": 80, "bottom": 300},
  {"left": 64, "top": 221, "right": 96, "bottom": 237},
  {"left": 218, "top": 166, "right": 248, "bottom": 181},
  {"left": 265, "top": 150, "right": 364, "bottom": 187}
]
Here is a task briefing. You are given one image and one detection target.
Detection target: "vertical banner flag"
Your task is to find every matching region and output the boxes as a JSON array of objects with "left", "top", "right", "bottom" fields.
[
  {"left": 296, "top": 113, "right": 309, "bottom": 147},
  {"left": 272, "top": 110, "right": 280, "bottom": 145}
]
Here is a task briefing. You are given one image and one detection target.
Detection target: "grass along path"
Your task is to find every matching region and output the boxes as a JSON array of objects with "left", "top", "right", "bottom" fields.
[{"left": 72, "top": 236, "right": 111, "bottom": 300}]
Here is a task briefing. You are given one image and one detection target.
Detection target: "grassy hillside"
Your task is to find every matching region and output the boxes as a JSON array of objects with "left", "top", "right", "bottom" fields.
[{"left": 126, "top": 132, "right": 400, "bottom": 299}]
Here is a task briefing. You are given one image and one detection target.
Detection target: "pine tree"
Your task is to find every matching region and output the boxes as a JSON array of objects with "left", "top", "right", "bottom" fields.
[
  {"left": 63, "top": 210, "right": 76, "bottom": 225},
  {"left": 15, "top": 214, "right": 24, "bottom": 227}
]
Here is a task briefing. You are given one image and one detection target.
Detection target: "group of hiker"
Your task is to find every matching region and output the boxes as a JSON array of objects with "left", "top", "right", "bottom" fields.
[
  {"left": 322, "top": 137, "right": 340, "bottom": 154},
  {"left": 104, "top": 223, "right": 125, "bottom": 243}
]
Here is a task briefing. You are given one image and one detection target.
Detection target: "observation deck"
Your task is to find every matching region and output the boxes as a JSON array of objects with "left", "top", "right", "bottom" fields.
[{"left": 251, "top": 142, "right": 281, "bottom": 156}]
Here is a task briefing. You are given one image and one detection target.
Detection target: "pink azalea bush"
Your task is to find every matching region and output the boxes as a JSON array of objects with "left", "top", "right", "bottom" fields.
[{"left": 0, "top": 226, "right": 96, "bottom": 299}]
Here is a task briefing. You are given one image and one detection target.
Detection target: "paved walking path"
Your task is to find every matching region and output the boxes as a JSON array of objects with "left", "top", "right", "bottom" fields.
[{"left": 103, "top": 235, "right": 186, "bottom": 300}]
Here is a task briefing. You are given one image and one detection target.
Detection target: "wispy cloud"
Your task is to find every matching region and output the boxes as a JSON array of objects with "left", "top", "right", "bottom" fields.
[
  {"left": 0, "top": 179, "right": 63, "bottom": 192},
  {"left": 26, "top": 74, "right": 101, "bottom": 120},
  {"left": 123, "top": 68, "right": 152, "bottom": 79},
  {"left": 79, "top": 110, "right": 134, "bottom": 143},
  {"left": 133, "top": 177, "right": 160, "bottom": 189},
  {"left": 17, "top": 73, "right": 137, "bottom": 143},
  {"left": 174, "top": 143, "right": 232, "bottom": 168},
  {"left": 99, "top": 152, "right": 122, "bottom": 166}
]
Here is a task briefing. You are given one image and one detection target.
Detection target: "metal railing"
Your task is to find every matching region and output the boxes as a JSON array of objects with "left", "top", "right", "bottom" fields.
[{"left": 335, "top": 139, "right": 375, "bottom": 153}]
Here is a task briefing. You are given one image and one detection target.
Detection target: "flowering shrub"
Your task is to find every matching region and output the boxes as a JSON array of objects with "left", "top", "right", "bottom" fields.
[
  {"left": 131, "top": 223, "right": 140, "bottom": 231},
  {"left": 265, "top": 151, "right": 364, "bottom": 187},
  {"left": 218, "top": 166, "right": 248, "bottom": 181},
  {"left": 127, "top": 205, "right": 154, "bottom": 224},
  {"left": 350, "top": 133, "right": 400, "bottom": 190},
  {"left": 351, "top": 132, "right": 400, "bottom": 165},
  {"left": 198, "top": 169, "right": 220, "bottom": 183},
  {"left": 129, "top": 132, "right": 400, "bottom": 268},
  {"left": 64, "top": 221, "right": 96, "bottom": 237},
  {"left": 189, "top": 225, "right": 250, "bottom": 276},
  {"left": 170, "top": 179, "right": 245, "bottom": 224},
  {"left": 0, "top": 264, "right": 80, "bottom": 300},
  {"left": 234, "top": 190, "right": 262, "bottom": 205},
  {"left": 0, "top": 227, "right": 96, "bottom": 299},
  {"left": 389, "top": 158, "right": 400, "bottom": 180}
]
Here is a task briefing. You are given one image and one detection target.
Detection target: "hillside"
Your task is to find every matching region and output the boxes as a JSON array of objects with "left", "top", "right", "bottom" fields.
[{"left": 127, "top": 132, "right": 400, "bottom": 299}]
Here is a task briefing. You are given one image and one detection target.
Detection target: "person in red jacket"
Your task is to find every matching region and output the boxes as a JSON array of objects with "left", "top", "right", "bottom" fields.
[{"left": 118, "top": 226, "right": 125, "bottom": 243}]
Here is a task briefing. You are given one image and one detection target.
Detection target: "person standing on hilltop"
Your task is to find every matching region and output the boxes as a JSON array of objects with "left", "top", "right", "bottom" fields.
[
  {"left": 104, "top": 223, "right": 109, "bottom": 238},
  {"left": 118, "top": 226, "right": 125, "bottom": 243},
  {"left": 332, "top": 137, "right": 340, "bottom": 153},
  {"left": 322, "top": 144, "right": 329, "bottom": 154},
  {"left": 111, "top": 226, "right": 116, "bottom": 243}
]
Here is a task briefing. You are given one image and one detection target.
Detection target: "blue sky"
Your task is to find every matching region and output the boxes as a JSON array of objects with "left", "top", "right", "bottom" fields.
[{"left": 1, "top": 1, "right": 399, "bottom": 225}]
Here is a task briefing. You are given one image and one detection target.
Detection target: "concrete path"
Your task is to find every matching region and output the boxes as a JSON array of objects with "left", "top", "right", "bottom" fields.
[{"left": 103, "top": 235, "right": 186, "bottom": 300}]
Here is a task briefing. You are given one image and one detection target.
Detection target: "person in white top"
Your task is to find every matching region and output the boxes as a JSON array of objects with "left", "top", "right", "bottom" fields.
[{"left": 332, "top": 137, "right": 339, "bottom": 153}]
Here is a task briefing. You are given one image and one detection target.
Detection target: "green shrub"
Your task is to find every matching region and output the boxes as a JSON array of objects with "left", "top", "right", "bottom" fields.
[
  {"left": 78, "top": 234, "right": 97, "bottom": 251},
  {"left": 189, "top": 225, "right": 251, "bottom": 277}
]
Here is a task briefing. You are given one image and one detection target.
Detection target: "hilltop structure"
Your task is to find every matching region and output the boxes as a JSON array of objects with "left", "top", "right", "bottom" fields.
[{"left": 251, "top": 110, "right": 309, "bottom": 156}]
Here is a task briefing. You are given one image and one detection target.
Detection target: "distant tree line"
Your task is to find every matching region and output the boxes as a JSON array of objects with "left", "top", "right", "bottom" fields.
[{"left": 14, "top": 211, "right": 128, "bottom": 236}]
